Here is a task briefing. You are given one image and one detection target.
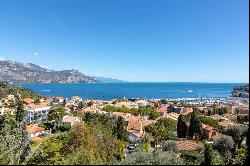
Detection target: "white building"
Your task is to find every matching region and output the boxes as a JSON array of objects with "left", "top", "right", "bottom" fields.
[
  {"left": 62, "top": 115, "right": 81, "bottom": 127},
  {"left": 25, "top": 106, "right": 51, "bottom": 123}
]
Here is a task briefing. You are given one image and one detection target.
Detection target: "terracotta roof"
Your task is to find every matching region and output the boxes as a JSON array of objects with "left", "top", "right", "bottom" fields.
[
  {"left": 32, "top": 136, "right": 44, "bottom": 142},
  {"left": 26, "top": 124, "right": 45, "bottom": 133},
  {"left": 177, "top": 140, "right": 203, "bottom": 151},
  {"left": 156, "top": 106, "right": 167, "bottom": 113},
  {"left": 24, "top": 101, "right": 49, "bottom": 110},
  {"left": 23, "top": 98, "right": 34, "bottom": 104},
  {"left": 127, "top": 118, "right": 142, "bottom": 131}
]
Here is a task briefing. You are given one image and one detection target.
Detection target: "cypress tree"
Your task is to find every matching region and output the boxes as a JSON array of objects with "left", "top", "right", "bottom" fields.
[
  {"left": 188, "top": 111, "right": 201, "bottom": 139},
  {"left": 15, "top": 100, "right": 25, "bottom": 122},
  {"left": 177, "top": 114, "right": 187, "bottom": 138}
]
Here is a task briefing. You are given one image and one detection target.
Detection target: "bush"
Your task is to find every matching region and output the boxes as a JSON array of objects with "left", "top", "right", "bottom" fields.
[
  {"left": 58, "top": 125, "right": 71, "bottom": 132},
  {"left": 162, "top": 140, "right": 178, "bottom": 153},
  {"left": 181, "top": 150, "right": 204, "bottom": 165}
]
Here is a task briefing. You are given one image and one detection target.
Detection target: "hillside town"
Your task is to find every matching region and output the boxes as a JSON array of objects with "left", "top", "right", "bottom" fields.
[{"left": 0, "top": 82, "right": 249, "bottom": 165}]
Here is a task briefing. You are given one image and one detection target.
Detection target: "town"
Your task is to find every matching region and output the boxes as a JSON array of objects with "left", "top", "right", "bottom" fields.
[{"left": 0, "top": 82, "right": 249, "bottom": 165}]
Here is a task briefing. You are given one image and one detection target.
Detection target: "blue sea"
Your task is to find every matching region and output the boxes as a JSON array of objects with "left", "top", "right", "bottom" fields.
[{"left": 16, "top": 82, "right": 247, "bottom": 100}]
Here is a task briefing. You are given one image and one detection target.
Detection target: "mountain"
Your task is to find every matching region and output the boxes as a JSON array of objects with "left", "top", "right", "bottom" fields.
[
  {"left": 92, "top": 76, "right": 127, "bottom": 83},
  {"left": 231, "top": 84, "right": 249, "bottom": 98},
  {"left": 0, "top": 60, "right": 100, "bottom": 83}
]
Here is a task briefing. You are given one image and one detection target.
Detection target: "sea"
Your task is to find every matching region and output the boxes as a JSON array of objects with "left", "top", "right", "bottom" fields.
[{"left": 16, "top": 82, "right": 247, "bottom": 100}]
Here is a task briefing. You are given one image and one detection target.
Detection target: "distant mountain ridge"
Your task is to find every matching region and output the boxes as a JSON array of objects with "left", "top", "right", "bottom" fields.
[
  {"left": 0, "top": 60, "right": 99, "bottom": 83},
  {"left": 92, "top": 76, "right": 127, "bottom": 83}
]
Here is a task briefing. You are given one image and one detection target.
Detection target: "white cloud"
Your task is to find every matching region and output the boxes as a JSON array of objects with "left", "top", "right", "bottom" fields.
[
  {"left": 33, "top": 52, "right": 39, "bottom": 56},
  {"left": 0, "top": 56, "right": 6, "bottom": 61}
]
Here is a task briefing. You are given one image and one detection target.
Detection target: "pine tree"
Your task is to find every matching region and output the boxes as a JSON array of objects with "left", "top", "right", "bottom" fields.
[{"left": 177, "top": 114, "right": 187, "bottom": 138}]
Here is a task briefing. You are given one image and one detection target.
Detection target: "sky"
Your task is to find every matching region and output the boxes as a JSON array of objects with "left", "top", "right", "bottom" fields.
[{"left": 0, "top": 0, "right": 249, "bottom": 83}]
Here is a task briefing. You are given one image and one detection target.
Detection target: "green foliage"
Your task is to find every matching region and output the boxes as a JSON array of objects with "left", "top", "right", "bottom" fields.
[
  {"left": 224, "top": 125, "right": 249, "bottom": 149},
  {"left": 28, "top": 134, "right": 68, "bottom": 165},
  {"left": 117, "top": 149, "right": 184, "bottom": 165},
  {"left": 162, "top": 140, "right": 178, "bottom": 153},
  {"left": 83, "top": 112, "right": 128, "bottom": 141},
  {"left": 214, "top": 135, "right": 234, "bottom": 157},
  {"left": 211, "top": 150, "right": 225, "bottom": 165},
  {"left": 204, "top": 143, "right": 213, "bottom": 165},
  {"left": 181, "top": 150, "right": 204, "bottom": 165},
  {"left": 47, "top": 105, "right": 66, "bottom": 122},
  {"left": 145, "top": 118, "right": 179, "bottom": 147},
  {"left": 0, "top": 115, "right": 31, "bottom": 165},
  {"left": 116, "top": 116, "right": 127, "bottom": 140},
  {"left": 116, "top": 141, "right": 126, "bottom": 160},
  {"left": 177, "top": 114, "right": 187, "bottom": 138},
  {"left": 212, "top": 107, "right": 228, "bottom": 116},
  {"left": 160, "top": 99, "right": 168, "bottom": 104},
  {"left": 58, "top": 125, "right": 71, "bottom": 132},
  {"left": 233, "top": 148, "right": 248, "bottom": 165},
  {"left": 188, "top": 111, "right": 202, "bottom": 139},
  {"left": 15, "top": 100, "right": 25, "bottom": 122},
  {"left": 237, "top": 115, "right": 249, "bottom": 124},
  {"left": 199, "top": 116, "right": 219, "bottom": 129},
  {"left": 64, "top": 147, "right": 103, "bottom": 165},
  {"left": 66, "top": 122, "right": 118, "bottom": 164}
]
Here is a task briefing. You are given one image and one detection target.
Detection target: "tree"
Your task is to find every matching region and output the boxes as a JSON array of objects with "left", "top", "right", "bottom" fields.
[
  {"left": 214, "top": 135, "right": 234, "bottom": 157},
  {"left": 15, "top": 100, "right": 25, "bottom": 122},
  {"left": 0, "top": 115, "right": 31, "bottom": 165},
  {"left": 64, "top": 147, "right": 103, "bottom": 165},
  {"left": 177, "top": 114, "right": 187, "bottom": 138},
  {"left": 210, "top": 150, "right": 225, "bottom": 165},
  {"left": 181, "top": 150, "right": 204, "bottom": 165},
  {"left": 224, "top": 125, "right": 248, "bottom": 150},
  {"left": 204, "top": 143, "right": 213, "bottom": 165},
  {"left": 28, "top": 134, "right": 67, "bottom": 165},
  {"left": 188, "top": 111, "right": 202, "bottom": 139},
  {"left": 233, "top": 148, "right": 247, "bottom": 165},
  {"left": 117, "top": 148, "right": 184, "bottom": 165},
  {"left": 116, "top": 141, "right": 126, "bottom": 161},
  {"left": 116, "top": 116, "right": 127, "bottom": 140},
  {"left": 162, "top": 140, "right": 178, "bottom": 153},
  {"left": 47, "top": 105, "right": 66, "bottom": 122}
]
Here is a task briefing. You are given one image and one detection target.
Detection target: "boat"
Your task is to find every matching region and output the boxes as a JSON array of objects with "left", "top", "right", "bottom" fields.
[{"left": 187, "top": 90, "right": 193, "bottom": 93}]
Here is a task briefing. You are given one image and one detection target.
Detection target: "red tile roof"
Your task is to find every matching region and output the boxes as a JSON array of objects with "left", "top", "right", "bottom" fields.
[
  {"left": 156, "top": 106, "right": 167, "bottom": 113},
  {"left": 177, "top": 140, "right": 203, "bottom": 151},
  {"left": 26, "top": 124, "right": 45, "bottom": 133}
]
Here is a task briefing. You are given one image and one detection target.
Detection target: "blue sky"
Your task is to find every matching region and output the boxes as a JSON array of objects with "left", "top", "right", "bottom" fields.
[{"left": 0, "top": 0, "right": 248, "bottom": 82}]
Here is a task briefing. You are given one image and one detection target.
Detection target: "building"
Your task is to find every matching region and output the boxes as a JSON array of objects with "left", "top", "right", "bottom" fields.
[
  {"left": 180, "top": 107, "right": 193, "bottom": 116},
  {"left": 26, "top": 124, "right": 45, "bottom": 138},
  {"left": 201, "top": 123, "right": 222, "bottom": 141},
  {"left": 156, "top": 106, "right": 168, "bottom": 116},
  {"left": 62, "top": 115, "right": 81, "bottom": 127},
  {"left": 168, "top": 105, "right": 183, "bottom": 114},
  {"left": 24, "top": 101, "right": 51, "bottom": 123},
  {"left": 127, "top": 117, "right": 144, "bottom": 142}
]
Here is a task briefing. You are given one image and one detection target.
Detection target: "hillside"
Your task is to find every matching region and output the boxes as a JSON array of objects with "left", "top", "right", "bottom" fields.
[{"left": 0, "top": 60, "right": 99, "bottom": 83}]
